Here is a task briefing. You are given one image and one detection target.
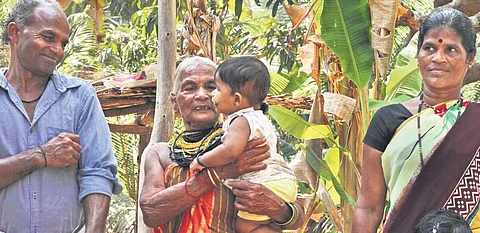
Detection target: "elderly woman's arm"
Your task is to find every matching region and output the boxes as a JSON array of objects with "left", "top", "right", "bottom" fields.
[
  {"left": 139, "top": 143, "right": 211, "bottom": 227},
  {"left": 139, "top": 138, "right": 270, "bottom": 228}
]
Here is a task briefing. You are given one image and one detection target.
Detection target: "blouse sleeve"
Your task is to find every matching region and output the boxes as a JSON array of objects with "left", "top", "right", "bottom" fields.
[{"left": 363, "top": 104, "right": 412, "bottom": 152}]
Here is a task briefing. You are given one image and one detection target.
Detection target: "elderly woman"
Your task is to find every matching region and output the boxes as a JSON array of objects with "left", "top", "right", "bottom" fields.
[
  {"left": 140, "top": 56, "right": 304, "bottom": 232},
  {"left": 353, "top": 8, "right": 480, "bottom": 233}
]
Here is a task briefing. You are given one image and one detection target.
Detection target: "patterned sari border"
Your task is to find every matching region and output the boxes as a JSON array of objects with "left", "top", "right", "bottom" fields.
[{"left": 444, "top": 147, "right": 480, "bottom": 222}]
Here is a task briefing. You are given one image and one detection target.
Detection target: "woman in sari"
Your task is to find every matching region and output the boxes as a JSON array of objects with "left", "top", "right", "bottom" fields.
[
  {"left": 139, "top": 56, "right": 305, "bottom": 232},
  {"left": 352, "top": 8, "right": 480, "bottom": 233}
]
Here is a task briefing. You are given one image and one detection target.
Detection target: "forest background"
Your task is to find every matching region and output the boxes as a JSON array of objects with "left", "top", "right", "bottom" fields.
[{"left": 0, "top": 0, "right": 479, "bottom": 232}]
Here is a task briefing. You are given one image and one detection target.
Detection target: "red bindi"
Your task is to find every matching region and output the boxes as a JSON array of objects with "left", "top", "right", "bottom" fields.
[{"left": 438, "top": 39, "right": 443, "bottom": 43}]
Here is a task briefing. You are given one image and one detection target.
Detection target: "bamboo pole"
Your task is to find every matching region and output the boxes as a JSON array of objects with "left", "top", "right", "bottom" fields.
[{"left": 136, "top": 0, "right": 176, "bottom": 232}]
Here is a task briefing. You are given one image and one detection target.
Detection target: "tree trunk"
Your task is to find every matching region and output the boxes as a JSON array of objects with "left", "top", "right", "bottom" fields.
[{"left": 136, "top": 0, "right": 176, "bottom": 232}]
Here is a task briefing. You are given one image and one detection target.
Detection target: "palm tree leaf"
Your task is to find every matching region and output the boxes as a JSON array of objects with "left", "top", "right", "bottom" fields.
[{"left": 235, "top": 0, "right": 243, "bottom": 18}]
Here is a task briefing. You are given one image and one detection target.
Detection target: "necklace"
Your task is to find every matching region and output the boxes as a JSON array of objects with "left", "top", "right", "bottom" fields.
[
  {"left": 4, "top": 77, "right": 47, "bottom": 104},
  {"left": 417, "top": 93, "right": 462, "bottom": 167},
  {"left": 168, "top": 122, "right": 223, "bottom": 167},
  {"left": 21, "top": 94, "right": 43, "bottom": 104}
]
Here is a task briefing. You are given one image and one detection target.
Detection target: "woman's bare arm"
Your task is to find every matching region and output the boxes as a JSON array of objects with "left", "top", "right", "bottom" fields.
[
  {"left": 139, "top": 143, "right": 216, "bottom": 227},
  {"left": 140, "top": 138, "right": 270, "bottom": 228},
  {"left": 352, "top": 144, "right": 387, "bottom": 233}
]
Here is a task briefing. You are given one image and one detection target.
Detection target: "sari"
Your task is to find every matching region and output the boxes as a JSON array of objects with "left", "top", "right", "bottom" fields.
[
  {"left": 154, "top": 164, "right": 236, "bottom": 233},
  {"left": 154, "top": 123, "right": 237, "bottom": 233},
  {"left": 381, "top": 101, "right": 480, "bottom": 233}
]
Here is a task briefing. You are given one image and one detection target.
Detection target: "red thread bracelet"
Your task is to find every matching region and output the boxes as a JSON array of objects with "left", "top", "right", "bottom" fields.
[
  {"left": 195, "top": 173, "right": 212, "bottom": 186},
  {"left": 184, "top": 177, "right": 201, "bottom": 199}
]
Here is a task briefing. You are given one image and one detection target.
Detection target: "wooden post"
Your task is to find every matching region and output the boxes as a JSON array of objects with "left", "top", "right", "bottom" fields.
[{"left": 136, "top": 0, "right": 176, "bottom": 231}]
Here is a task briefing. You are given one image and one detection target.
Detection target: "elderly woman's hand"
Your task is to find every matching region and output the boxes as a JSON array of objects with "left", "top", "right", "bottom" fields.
[
  {"left": 227, "top": 179, "right": 305, "bottom": 229},
  {"left": 227, "top": 180, "right": 285, "bottom": 217},
  {"left": 215, "top": 137, "right": 270, "bottom": 179}
]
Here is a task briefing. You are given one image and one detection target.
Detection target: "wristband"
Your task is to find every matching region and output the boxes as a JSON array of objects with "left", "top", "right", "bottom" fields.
[
  {"left": 196, "top": 156, "right": 207, "bottom": 168},
  {"left": 38, "top": 146, "right": 47, "bottom": 167}
]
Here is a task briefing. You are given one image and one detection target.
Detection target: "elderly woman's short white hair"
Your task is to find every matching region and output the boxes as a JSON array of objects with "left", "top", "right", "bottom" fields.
[{"left": 173, "top": 56, "right": 216, "bottom": 95}]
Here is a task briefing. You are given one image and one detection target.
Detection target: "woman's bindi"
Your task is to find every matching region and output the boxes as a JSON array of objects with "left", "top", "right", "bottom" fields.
[{"left": 438, "top": 38, "right": 443, "bottom": 43}]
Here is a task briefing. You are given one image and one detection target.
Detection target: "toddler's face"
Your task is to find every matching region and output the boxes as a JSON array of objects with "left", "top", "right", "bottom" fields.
[{"left": 213, "top": 75, "right": 237, "bottom": 115}]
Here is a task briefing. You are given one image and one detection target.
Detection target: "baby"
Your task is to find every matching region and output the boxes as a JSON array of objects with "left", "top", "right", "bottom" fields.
[
  {"left": 415, "top": 209, "right": 472, "bottom": 233},
  {"left": 190, "top": 56, "right": 297, "bottom": 233}
]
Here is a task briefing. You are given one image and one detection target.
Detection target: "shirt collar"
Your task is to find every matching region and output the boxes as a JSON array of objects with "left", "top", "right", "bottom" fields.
[
  {"left": 0, "top": 68, "right": 7, "bottom": 90},
  {"left": 0, "top": 68, "right": 82, "bottom": 92}
]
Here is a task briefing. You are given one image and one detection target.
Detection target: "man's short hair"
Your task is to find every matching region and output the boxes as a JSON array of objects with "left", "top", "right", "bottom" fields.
[{"left": 2, "top": 0, "right": 61, "bottom": 44}]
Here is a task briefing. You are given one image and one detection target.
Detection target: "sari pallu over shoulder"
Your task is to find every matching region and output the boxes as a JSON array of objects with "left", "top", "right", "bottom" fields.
[{"left": 382, "top": 102, "right": 480, "bottom": 233}]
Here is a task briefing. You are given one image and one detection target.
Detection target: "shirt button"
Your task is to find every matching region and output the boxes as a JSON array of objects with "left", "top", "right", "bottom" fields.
[{"left": 33, "top": 193, "right": 37, "bottom": 199}]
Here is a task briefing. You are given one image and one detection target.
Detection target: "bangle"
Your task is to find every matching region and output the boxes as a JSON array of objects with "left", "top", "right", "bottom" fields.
[
  {"left": 195, "top": 172, "right": 213, "bottom": 186},
  {"left": 210, "top": 168, "right": 222, "bottom": 183},
  {"left": 272, "top": 202, "right": 298, "bottom": 227},
  {"left": 196, "top": 156, "right": 207, "bottom": 168},
  {"left": 38, "top": 146, "right": 47, "bottom": 167},
  {"left": 184, "top": 177, "right": 201, "bottom": 199},
  {"left": 206, "top": 169, "right": 218, "bottom": 187}
]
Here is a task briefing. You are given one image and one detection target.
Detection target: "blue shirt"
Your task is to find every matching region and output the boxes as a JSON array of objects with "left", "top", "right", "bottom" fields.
[{"left": 0, "top": 70, "right": 122, "bottom": 232}]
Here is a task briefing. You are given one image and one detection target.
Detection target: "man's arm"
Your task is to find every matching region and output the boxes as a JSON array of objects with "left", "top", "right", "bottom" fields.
[
  {"left": 82, "top": 193, "right": 111, "bottom": 233},
  {"left": 0, "top": 133, "right": 81, "bottom": 189},
  {"left": 0, "top": 147, "right": 44, "bottom": 189},
  {"left": 352, "top": 144, "right": 387, "bottom": 233}
]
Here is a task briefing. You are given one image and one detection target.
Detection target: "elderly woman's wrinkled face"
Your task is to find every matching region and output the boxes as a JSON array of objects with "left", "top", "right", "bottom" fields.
[
  {"left": 173, "top": 65, "right": 218, "bottom": 130},
  {"left": 418, "top": 27, "right": 473, "bottom": 92}
]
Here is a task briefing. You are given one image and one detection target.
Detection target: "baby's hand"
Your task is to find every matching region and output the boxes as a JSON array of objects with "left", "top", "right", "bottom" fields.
[{"left": 190, "top": 158, "right": 205, "bottom": 174}]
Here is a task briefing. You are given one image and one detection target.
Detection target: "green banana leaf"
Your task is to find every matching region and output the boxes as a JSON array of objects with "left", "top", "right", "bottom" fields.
[
  {"left": 302, "top": 145, "right": 356, "bottom": 207},
  {"left": 319, "top": 0, "right": 374, "bottom": 89},
  {"left": 269, "top": 105, "right": 334, "bottom": 141},
  {"left": 367, "top": 95, "right": 411, "bottom": 111},
  {"left": 282, "top": 69, "right": 310, "bottom": 94},
  {"left": 386, "top": 58, "right": 420, "bottom": 100}
]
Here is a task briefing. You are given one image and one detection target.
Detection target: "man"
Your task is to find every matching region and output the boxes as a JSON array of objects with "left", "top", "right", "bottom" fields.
[{"left": 0, "top": 0, "right": 122, "bottom": 232}]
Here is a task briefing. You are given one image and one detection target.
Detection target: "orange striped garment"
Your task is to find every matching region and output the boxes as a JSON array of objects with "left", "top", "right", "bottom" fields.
[{"left": 155, "top": 163, "right": 236, "bottom": 233}]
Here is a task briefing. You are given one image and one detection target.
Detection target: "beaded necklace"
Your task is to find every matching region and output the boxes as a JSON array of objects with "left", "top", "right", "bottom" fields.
[
  {"left": 417, "top": 93, "right": 462, "bottom": 167},
  {"left": 168, "top": 122, "right": 224, "bottom": 167}
]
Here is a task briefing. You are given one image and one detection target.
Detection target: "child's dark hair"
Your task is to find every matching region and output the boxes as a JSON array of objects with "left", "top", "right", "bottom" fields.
[
  {"left": 215, "top": 56, "right": 270, "bottom": 107},
  {"left": 415, "top": 209, "right": 472, "bottom": 233}
]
